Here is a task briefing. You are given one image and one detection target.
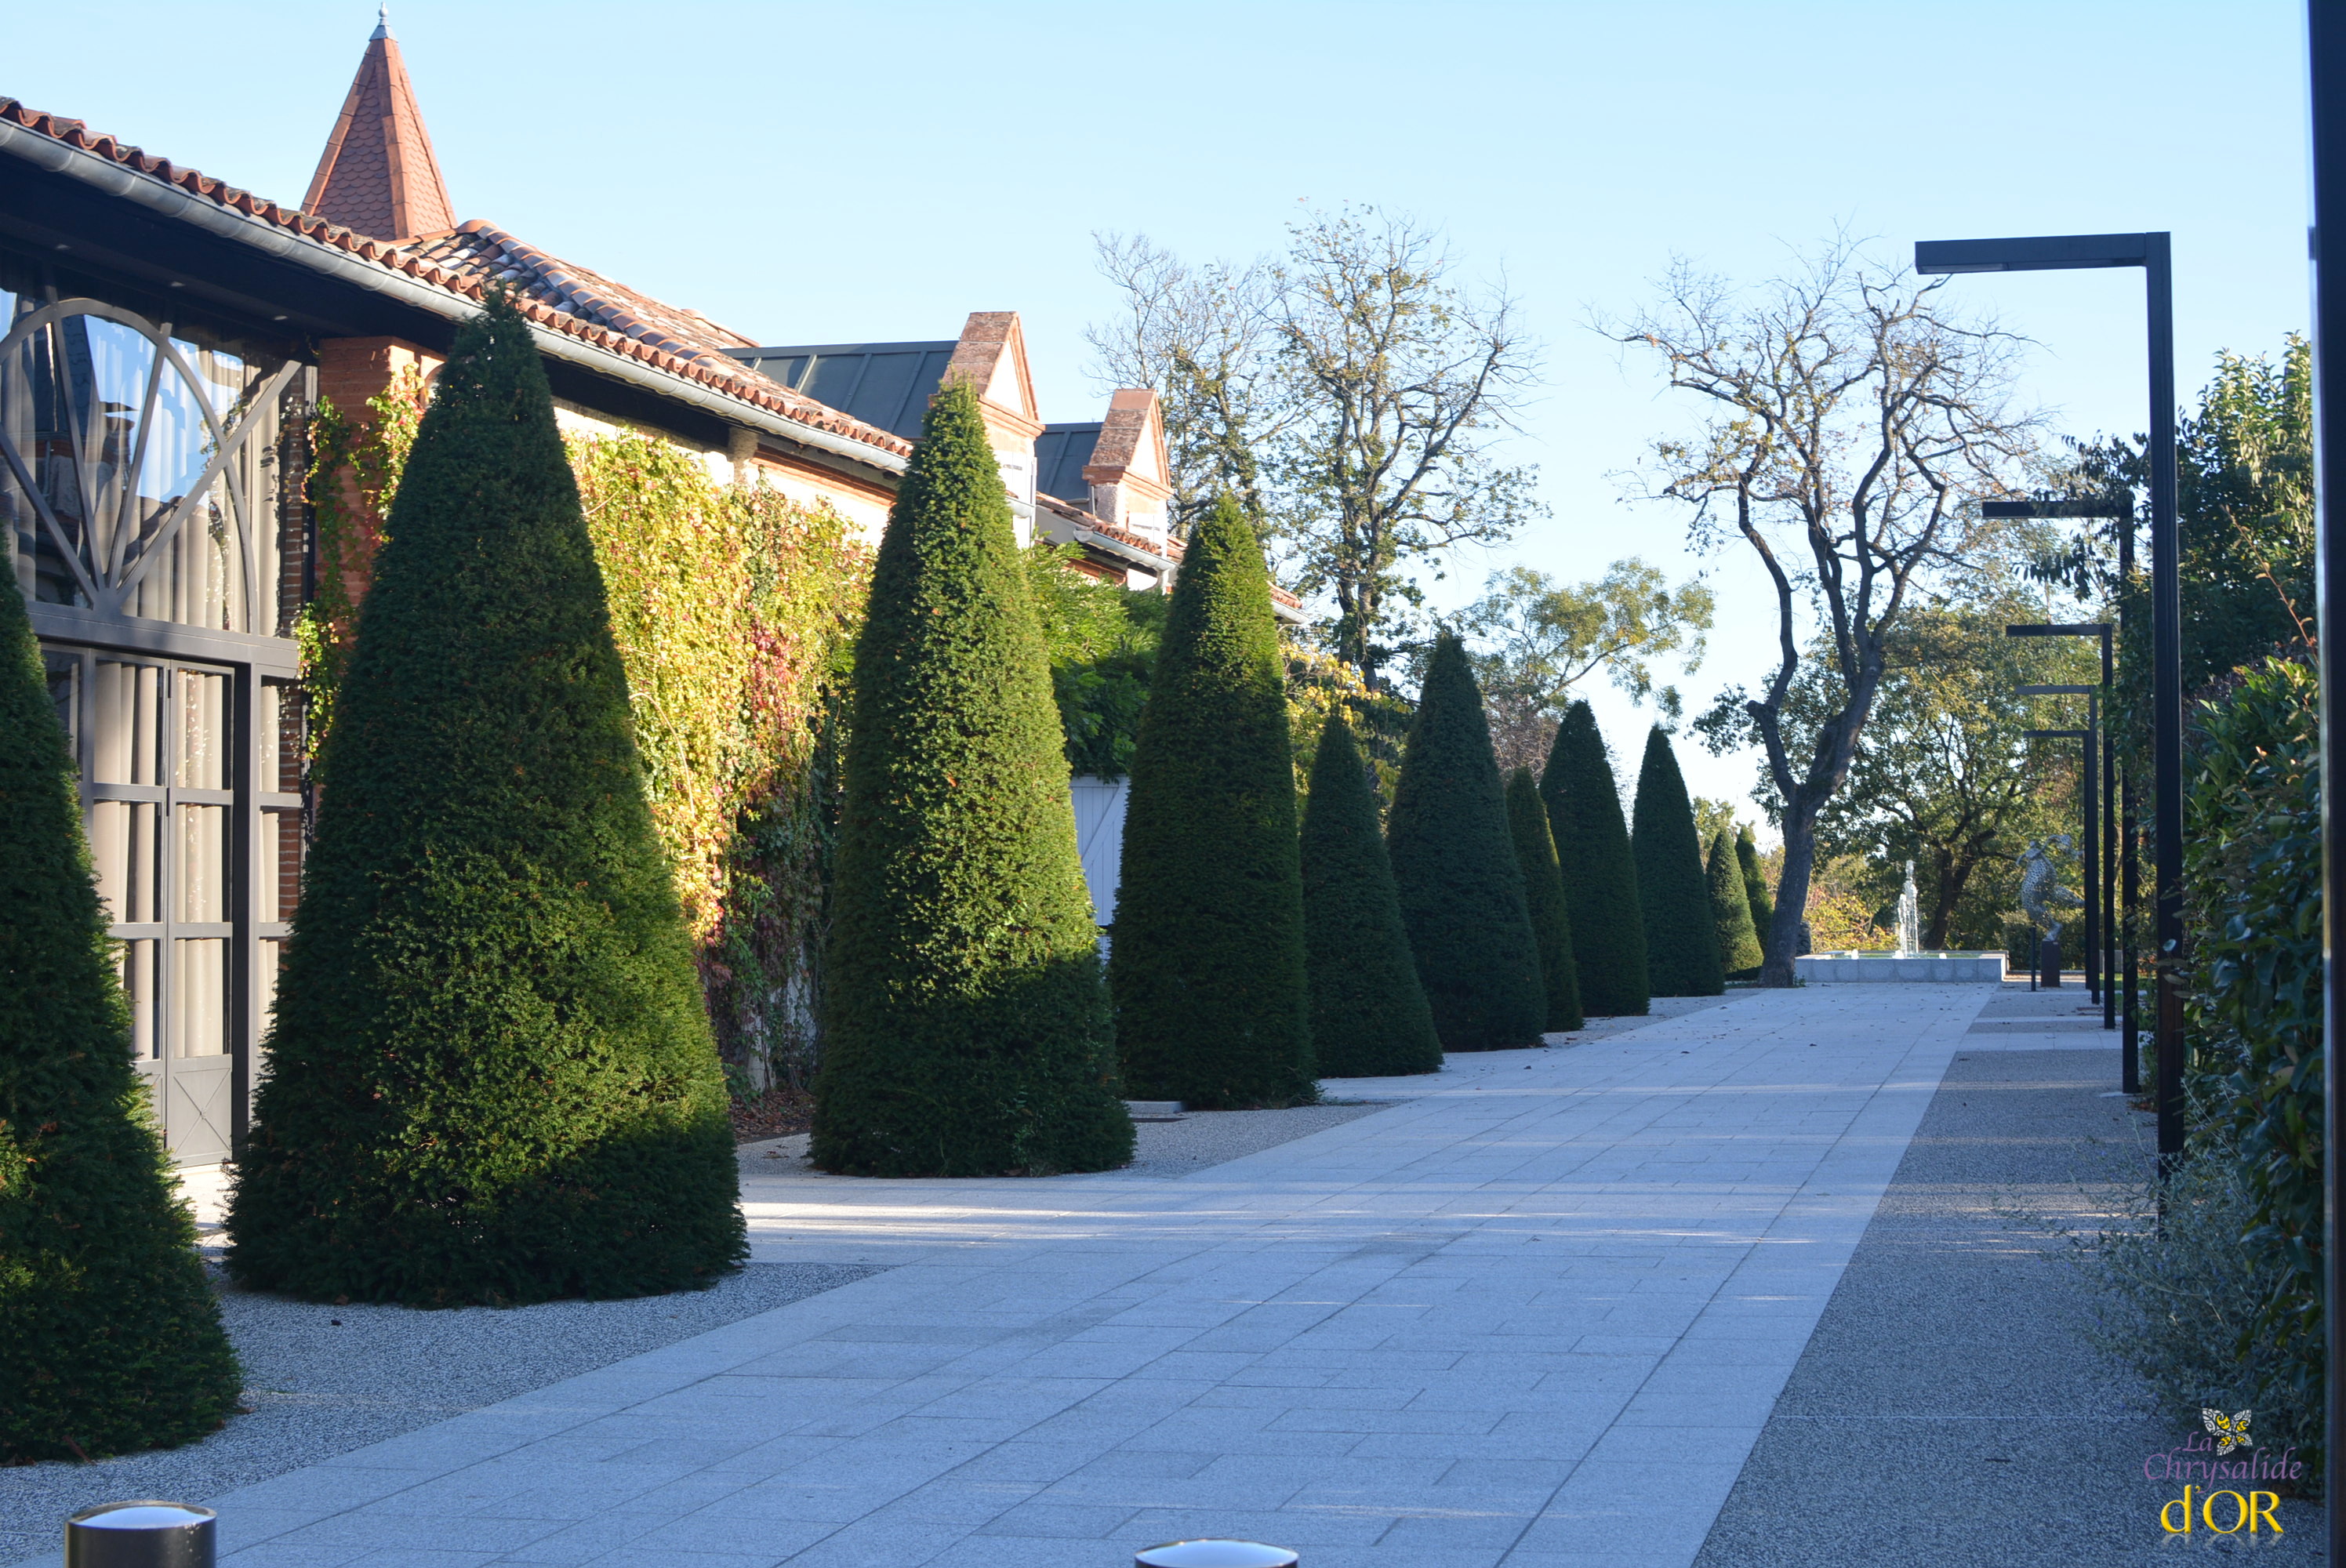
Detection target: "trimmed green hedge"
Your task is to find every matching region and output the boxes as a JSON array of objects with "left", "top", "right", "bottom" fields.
[
  {"left": 0, "top": 585, "right": 241, "bottom": 1459},
  {"left": 228, "top": 296, "right": 746, "bottom": 1303},
  {"left": 1387, "top": 635, "right": 1545, "bottom": 1051},
  {"left": 1736, "top": 824, "right": 1774, "bottom": 957},
  {"left": 1632, "top": 728, "right": 1723, "bottom": 998},
  {"left": 1508, "top": 767, "right": 1584, "bottom": 1033},
  {"left": 1113, "top": 497, "right": 1314, "bottom": 1107},
  {"left": 1708, "top": 829, "right": 1764, "bottom": 978},
  {"left": 1540, "top": 702, "right": 1648, "bottom": 1015},
  {"left": 812, "top": 381, "right": 1131, "bottom": 1175},
  {"left": 1302, "top": 714, "right": 1442, "bottom": 1076}
]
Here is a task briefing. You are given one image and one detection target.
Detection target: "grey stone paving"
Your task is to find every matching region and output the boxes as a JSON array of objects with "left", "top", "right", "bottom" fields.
[
  {"left": 0, "top": 1264, "right": 877, "bottom": 1564},
  {"left": 1692, "top": 1045, "right": 2325, "bottom": 1565},
  {"left": 2, "top": 984, "right": 1987, "bottom": 1568}
]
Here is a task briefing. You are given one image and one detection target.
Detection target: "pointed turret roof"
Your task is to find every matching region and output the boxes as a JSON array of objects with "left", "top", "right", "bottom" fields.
[{"left": 302, "top": 9, "right": 454, "bottom": 241}]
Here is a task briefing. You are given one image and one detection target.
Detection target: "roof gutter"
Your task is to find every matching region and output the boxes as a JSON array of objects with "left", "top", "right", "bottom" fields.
[
  {"left": 0, "top": 120, "right": 907, "bottom": 476},
  {"left": 1067, "top": 523, "right": 1177, "bottom": 574}
]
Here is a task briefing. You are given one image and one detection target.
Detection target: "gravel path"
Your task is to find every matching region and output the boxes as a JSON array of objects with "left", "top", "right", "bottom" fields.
[
  {"left": 1691, "top": 1046, "right": 2326, "bottom": 1566},
  {"left": 0, "top": 1261, "right": 876, "bottom": 1563}
]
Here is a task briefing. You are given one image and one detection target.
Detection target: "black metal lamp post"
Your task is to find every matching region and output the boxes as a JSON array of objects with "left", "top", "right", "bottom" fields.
[
  {"left": 2303, "top": 2, "right": 2345, "bottom": 1548},
  {"left": 1916, "top": 234, "right": 2184, "bottom": 1177},
  {"left": 2019, "top": 724, "right": 2097, "bottom": 997},
  {"left": 2018, "top": 692, "right": 2107, "bottom": 1003}
]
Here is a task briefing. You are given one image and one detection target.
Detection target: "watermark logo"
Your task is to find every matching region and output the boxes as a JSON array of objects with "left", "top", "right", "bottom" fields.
[{"left": 2202, "top": 1408, "right": 2251, "bottom": 1456}]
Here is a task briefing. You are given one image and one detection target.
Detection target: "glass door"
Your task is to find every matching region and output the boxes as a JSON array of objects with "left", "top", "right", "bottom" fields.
[{"left": 42, "top": 645, "right": 294, "bottom": 1163}]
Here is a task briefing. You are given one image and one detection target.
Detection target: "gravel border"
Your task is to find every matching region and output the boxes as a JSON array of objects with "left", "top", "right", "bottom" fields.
[
  {"left": 0, "top": 1261, "right": 877, "bottom": 1563},
  {"left": 1691, "top": 1047, "right": 2326, "bottom": 1566}
]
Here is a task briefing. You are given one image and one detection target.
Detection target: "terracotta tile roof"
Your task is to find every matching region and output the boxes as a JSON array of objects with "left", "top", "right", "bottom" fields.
[
  {"left": 0, "top": 97, "right": 911, "bottom": 463},
  {"left": 303, "top": 22, "right": 453, "bottom": 241}
]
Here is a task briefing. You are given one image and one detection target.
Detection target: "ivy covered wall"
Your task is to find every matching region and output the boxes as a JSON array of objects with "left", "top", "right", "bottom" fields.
[{"left": 303, "top": 383, "right": 871, "bottom": 1092}]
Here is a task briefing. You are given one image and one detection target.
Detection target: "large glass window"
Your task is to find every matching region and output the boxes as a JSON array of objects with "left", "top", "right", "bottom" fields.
[{"left": 1, "top": 296, "right": 299, "bottom": 635}]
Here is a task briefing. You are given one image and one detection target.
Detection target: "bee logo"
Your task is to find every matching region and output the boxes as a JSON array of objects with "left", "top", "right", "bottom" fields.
[{"left": 2202, "top": 1408, "right": 2253, "bottom": 1456}]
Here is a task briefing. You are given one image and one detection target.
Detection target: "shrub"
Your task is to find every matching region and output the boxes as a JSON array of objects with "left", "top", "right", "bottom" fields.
[
  {"left": 1709, "top": 829, "right": 1764, "bottom": 978},
  {"left": 1113, "top": 498, "right": 1315, "bottom": 1107},
  {"left": 812, "top": 382, "right": 1132, "bottom": 1174},
  {"left": 1541, "top": 702, "right": 1649, "bottom": 1015},
  {"left": 1386, "top": 635, "right": 1546, "bottom": 1051},
  {"left": 1301, "top": 714, "right": 1442, "bottom": 1076},
  {"left": 0, "top": 586, "right": 242, "bottom": 1459},
  {"left": 1632, "top": 727, "right": 1724, "bottom": 997},
  {"left": 1507, "top": 768, "right": 1584, "bottom": 1033},
  {"left": 227, "top": 296, "right": 745, "bottom": 1304},
  {"left": 1736, "top": 823, "right": 1774, "bottom": 950},
  {"left": 1025, "top": 541, "right": 1165, "bottom": 780},
  {"left": 2182, "top": 652, "right": 2321, "bottom": 1444}
]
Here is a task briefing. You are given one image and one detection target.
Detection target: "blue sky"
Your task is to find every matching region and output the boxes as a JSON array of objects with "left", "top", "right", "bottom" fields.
[{"left": 11, "top": 2, "right": 2312, "bottom": 826}]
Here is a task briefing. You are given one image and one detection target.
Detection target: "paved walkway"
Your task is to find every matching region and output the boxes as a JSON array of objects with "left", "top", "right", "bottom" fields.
[{"left": 30, "top": 986, "right": 2005, "bottom": 1567}]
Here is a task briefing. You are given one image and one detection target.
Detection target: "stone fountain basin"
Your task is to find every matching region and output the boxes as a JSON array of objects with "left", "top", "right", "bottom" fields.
[{"left": 1792, "top": 951, "right": 2009, "bottom": 983}]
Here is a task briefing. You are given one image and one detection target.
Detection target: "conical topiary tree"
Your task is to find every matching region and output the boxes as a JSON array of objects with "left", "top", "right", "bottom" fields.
[
  {"left": 1540, "top": 702, "right": 1648, "bottom": 1016},
  {"left": 0, "top": 586, "right": 242, "bottom": 1461},
  {"left": 1506, "top": 768, "right": 1585, "bottom": 1033},
  {"left": 812, "top": 381, "right": 1132, "bottom": 1174},
  {"left": 1386, "top": 635, "right": 1546, "bottom": 1051},
  {"left": 1113, "top": 496, "right": 1315, "bottom": 1107},
  {"left": 1300, "top": 713, "right": 1441, "bottom": 1077},
  {"left": 228, "top": 296, "right": 744, "bottom": 1305},
  {"left": 1632, "top": 727, "right": 1724, "bottom": 997},
  {"left": 1737, "top": 824, "right": 1774, "bottom": 956},
  {"left": 1708, "top": 829, "right": 1764, "bottom": 978}
]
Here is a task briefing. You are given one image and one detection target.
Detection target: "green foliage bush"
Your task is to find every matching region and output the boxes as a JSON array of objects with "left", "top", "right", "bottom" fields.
[
  {"left": 1542, "top": 702, "right": 1648, "bottom": 1016},
  {"left": 227, "top": 297, "right": 745, "bottom": 1304},
  {"left": 1736, "top": 825, "right": 1774, "bottom": 949},
  {"left": 2182, "top": 652, "right": 2321, "bottom": 1446},
  {"left": 1113, "top": 498, "right": 1316, "bottom": 1107},
  {"left": 1024, "top": 543, "right": 1166, "bottom": 780},
  {"left": 1709, "top": 830, "right": 1764, "bottom": 978},
  {"left": 1507, "top": 768, "right": 1583, "bottom": 1033},
  {"left": 1387, "top": 635, "right": 1546, "bottom": 1051},
  {"left": 1632, "top": 728, "right": 1724, "bottom": 997},
  {"left": 0, "top": 586, "right": 242, "bottom": 1460},
  {"left": 812, "top": 383, "right": 1132, "bottom": 1174},
  {"left": 1300, "top": 716, "right": 1442, "bottom": 1076}
]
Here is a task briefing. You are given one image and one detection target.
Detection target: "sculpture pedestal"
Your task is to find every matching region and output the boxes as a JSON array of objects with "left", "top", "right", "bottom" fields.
[{"left": 2037, "top": 937, "right": 2063, "bottom": 989}]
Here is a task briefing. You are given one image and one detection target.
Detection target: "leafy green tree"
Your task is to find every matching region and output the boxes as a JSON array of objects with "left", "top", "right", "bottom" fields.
[
  {"left": 1540, "top": 701, "right": 1648, "bottom": 1015},
  {"left": 1386, "top": 634, "right": 1546, "bottom": 1049},
  {"left": 1113, "top": 497, "right": 1315, "bottom": 1107},
  {"left": 1300, "top": 714, "right": 1442, "bottom": 1076},
  {"left": 1462, "top": 560, "right": 1715, "bottom": 775},
  {"left": 1506, "top": 768, "right": 1583, "bottom": 1032},
  {"left": 0, "top": 587, "right": 241, "bottom": 1460},
  {"left": 1707, "top": 829, "right": 1764, "bottom": 977},
  {"left": 231, "top": 298, "right": 743, "bottom": 1304},
  {"left": 813, "top": 383, "right": 1132, "bottom": 1174},
  {"left": 1736, "top": 825, "right": 1774, "bottom": 943},
  {"left": 1024, "top": 542, "right": 1165, "bottom": 779},
  {"left": 1632, "top": 727, "right": 1723, "bottom": 997}
]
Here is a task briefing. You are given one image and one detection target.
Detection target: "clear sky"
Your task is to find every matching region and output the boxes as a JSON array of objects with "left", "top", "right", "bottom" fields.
[{"left": 9, "top": 2, "right": 2312, "bottom": 829}]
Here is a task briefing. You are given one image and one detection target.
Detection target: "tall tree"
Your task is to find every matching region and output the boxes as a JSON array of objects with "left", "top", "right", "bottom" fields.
[
  {"left": 1707, "top": 829, "right": 1765, "bottom": 978},
  {"left": 1462, "top": 560, "right": 1714, "bottom": 775},
  {"left": 1735, "top": 825, "right": 1775, "bottom": 941},
  {"left": 1090, "top": 208, "right": 1541, "bottom": 687},
  {"left": 230, "top": 296, "right": 743, "bottom": 1304},
  {"left": 1632, "top": 728, "right": 1725, "bottom": 997},
  {"left": 1617, "top": 241, "right": 2036, "bottom": 983},
  {"left": 1113, "top": 497, "right": 1316, "bottom": 1109},
  {"left": 1300, "top": 713, "right": 1442, "bottom": 1076},
  {"left": 0, "top": 585, "right": 242, "bottom": 1460},
  {"left": 1507, "top": 767, "right": 1585, "bottom": 1033},
  {"left": 1386, "top": 635, "right": 1547, "bottom": 1050},
  {"left": 1540, "top": 702, "right": 1649, "bottom": 1015},
  {"left": 812, "top": 382, "right": 1132, "bottom": 1175}
]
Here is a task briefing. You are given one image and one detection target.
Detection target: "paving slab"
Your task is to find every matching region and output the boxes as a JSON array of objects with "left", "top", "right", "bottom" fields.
[{"left": 9, "top": 985, "right": 1987, "bottom": 1568}]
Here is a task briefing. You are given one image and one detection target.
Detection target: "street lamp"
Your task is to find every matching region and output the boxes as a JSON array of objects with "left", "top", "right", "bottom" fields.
[
  {"left": 1916, "top": 234, "right": 2184, "bottom": 1174},
  {"left": 2017, "top": 688, "right": 2111, "bottom": 1020}
]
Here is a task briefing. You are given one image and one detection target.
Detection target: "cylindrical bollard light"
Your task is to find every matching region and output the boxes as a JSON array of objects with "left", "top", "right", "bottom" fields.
[
  {"left": 64, "top": 1503, "right": 216, "bottom": 1568},
  {"left": 1135, "top": 1541, "right": 1298, "bottom": 1568}
]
